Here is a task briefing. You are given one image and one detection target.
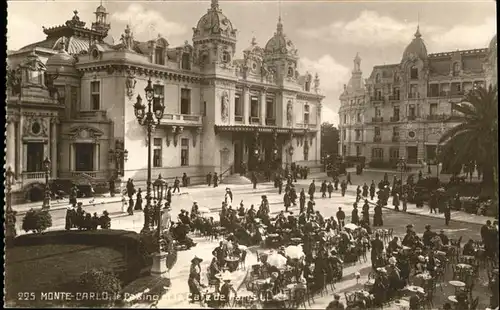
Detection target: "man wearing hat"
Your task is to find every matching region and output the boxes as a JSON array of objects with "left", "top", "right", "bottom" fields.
[
  {"left": 438, "top": 229, "right": 449, "bottom": 246},
  {"left": 219, "top": 271, "right": 237, "bottom": 307},
  {"left": 326, "top": 294, "right": 345, "bottom": 310},
  {"left": 188, "top": 256, "right": 204, "bottom": 302},
  {"left": 422, "top": 225, "right": 436, "bottom": 248}
]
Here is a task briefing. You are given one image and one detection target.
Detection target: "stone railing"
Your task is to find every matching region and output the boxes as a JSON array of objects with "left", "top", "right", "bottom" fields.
[
  {"left": 160, "top": 114, "right": 203, "bottom": 126},
  {"left": 250, "top": 117, "right": 260, "bottom": 124},
  {"left": 265, "top": 118, "right": 276, "bottom": 126},
  {"left": 22, "top": 171, "right": 45, "bottom": 180}
]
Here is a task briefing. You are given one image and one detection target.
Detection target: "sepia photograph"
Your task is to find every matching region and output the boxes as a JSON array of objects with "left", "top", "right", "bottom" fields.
[{"left": 4, "top": 0, "right": 498, "bottom": 308}]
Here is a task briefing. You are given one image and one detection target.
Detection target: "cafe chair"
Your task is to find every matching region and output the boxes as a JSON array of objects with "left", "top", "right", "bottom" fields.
[
  {"left": 344, "top": 292, "right": 357, "bottom": 308},
  {"left": 470, "top": 296, "right": 479, "bottom": 310},
  {"left": 421, "top": 286, "right": 434, "bottom": 309},
  {"left": 291, "top": 286, "right": 308, "bottom": 309},
  {"left": 239, "top": 251, "right": 247, "bottom": 270}
]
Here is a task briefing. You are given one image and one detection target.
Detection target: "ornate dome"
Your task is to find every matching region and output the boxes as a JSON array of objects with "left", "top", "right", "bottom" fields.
[
  {"left": 46, "top": 47, "right": 76, "bottom": 74},
  {"left": 264, "top": 18, "right": 298, "bottom": 58},
  {"left": 244, "top": 37, "right": 263, "bottom": 56},
  {"left": 95, "top": 5, "right": 107, "bottom": 13},
  {"left": 193, "top": 0, "right": 236, "bottom": 41},
  {"left": 402, "top": 26, "right": 428, "bottom": 61}
]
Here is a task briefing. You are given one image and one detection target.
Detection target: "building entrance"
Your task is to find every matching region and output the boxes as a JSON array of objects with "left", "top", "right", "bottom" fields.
[{"left": 75, "top": 143, "right": 94, "bottom": 171}]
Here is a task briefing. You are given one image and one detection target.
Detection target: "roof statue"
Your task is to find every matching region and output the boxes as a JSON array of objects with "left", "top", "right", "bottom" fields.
[
  {"left": 120, "top": 25, "right": 134, "bottom": 50},
  {"left": 314, "top": 73, "right": 320, "bottom": 93},
  {"left": 65, "top": 10, "right": 86, "bottom": 28}
]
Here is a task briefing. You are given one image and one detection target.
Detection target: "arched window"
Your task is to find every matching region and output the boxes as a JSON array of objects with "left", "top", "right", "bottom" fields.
[
  {"left": 222, "top": 51, "right": 231, "bottom": 63},
  {"left": 452, "top": 62, "right": 460, "bottom": 76},
  {"left": 410, "top": 66, "right": 418, "bottom": 79},
  {"left": 181, "top": 53, "right": 191, "bottom": 70},
  {"left": 305, "top": 81, "right": 311, "bottom": 92},
  {"left": 394, "top": 72, "right": 400, "bottom": 82},
  {"left": 375, "top": 73, "right": 380, "bottom": 83}
]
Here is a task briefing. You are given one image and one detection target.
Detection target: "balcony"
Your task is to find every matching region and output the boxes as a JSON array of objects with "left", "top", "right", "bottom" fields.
[
  {"left": 370, "top": 96, "right": 384, "bottom": 103},
  {"left": 390, "top": 116, "right": 400, "bottom": 122},
  {"left": 78, "top": 110, "right": 108, "bottom": 121},
  {"left": 426, "top": 114, "right": 448, "bottom": 121},
  {"left": 373, "top": 136, "right": 381, "bottom": 142},
  {"left": 408, "top": 93, "right": 420, "bottom": 99},
  {"left": 250, "top": 117, "right": 260, "bottom": 125},
  {"left": 159, "top": 113, "right": 203, "bottom": 127},
  {"left": 408, "top": 115, "right": 417, "bottom": 121},
  {"left": 388, "top": 95, "right": 400, "bottom": 101},
  {"left": 307, "top": 123, "right": 317, "bottom": 129},
  {"left": 392, "top": 136, "right": 400, "bottom": 142},
  {"left": 22, "top": 171, "right": 45, "bottom": 180},
  {"left": 265, "top": 118, "right": 276, "bottom": 126},
  {"left": 371, "top": 117, "right": 384, "bottom": 123},
  {"left": 235, "top": 115, "right": 243, "bottom": 122},
  {"left": 449, "top": 91, "right": 465, "bottom": 98}
]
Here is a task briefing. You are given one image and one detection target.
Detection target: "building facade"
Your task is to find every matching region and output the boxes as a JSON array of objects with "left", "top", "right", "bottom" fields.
[
  {"left": 6, "top": 1, "right": 324, "bottom": 201},
  {"left": 338, "top": 28, "right": 497, "bottom": 167}
]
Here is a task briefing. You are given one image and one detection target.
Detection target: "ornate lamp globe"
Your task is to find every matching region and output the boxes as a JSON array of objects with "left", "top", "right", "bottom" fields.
[
  {"left": 134, "top": 95, "right": 146, "bottom": 120},
  {"left": 43, "top": 157, "right": 51, "bottom": 171}
]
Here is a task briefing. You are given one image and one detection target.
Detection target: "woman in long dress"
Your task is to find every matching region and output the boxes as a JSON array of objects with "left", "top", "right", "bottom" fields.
[
  {"left": 134, "top": 188, "right": 143, "bottom": 210},
  {"left": 373, "top": 202, "right": 384, "bottom": 227},
  {"left": 188, "top": 256, "right": 203, "bottom": 303}
]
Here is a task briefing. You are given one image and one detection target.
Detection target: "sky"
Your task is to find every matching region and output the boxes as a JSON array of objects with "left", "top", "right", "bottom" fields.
[{"left": 7, "top": 0, "right": 497, "bottom": 125}]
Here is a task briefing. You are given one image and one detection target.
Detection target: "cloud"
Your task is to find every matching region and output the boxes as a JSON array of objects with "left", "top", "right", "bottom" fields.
[
  {"left": 7, "top": 13, "right": 45, "bottom": 50},
  {"left": 299, "top": 54, "right": 350, "bottom": 92},
  {"left": 299, "top": 10, "right": 495, "bottom": 51},
  {"left": 321, "top": 105, "right": 338, "bottom": 125},
  {"left": 299, "top": 11, "right": 421, "bottom": 47},
  {"left": 427, "top": 17, "right": 496, "bottom": 51},
  {"left": 111, "top": 4, "right": 187, "bottom": 42}
]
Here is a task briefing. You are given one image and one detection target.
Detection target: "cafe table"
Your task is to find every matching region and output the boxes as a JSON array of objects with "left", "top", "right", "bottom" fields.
[
  {"left": 456, "top": 263, "right": 472, "bottom": 269},
  {"left": 449, "top": 280, "right": 466, "bottom": 295},
  {"left": 225, "top": 256, "right": 240, "bottom": 272},
  {"left": 404, "top": 285, "right": 425, "bottom": 296}
]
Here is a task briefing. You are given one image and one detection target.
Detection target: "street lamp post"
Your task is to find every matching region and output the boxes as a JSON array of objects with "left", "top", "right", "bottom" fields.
[
  {"left": 42, "top": 157, "right": 51, "bottom": 209},
  {"left": 5, "top": 166, "right": 17, "bottom": 242},
  {"left": 133, "top": 79, "right": 167, "bottom": 278},
  {"left": 133, "top": 78, "right": 165, "bottom": 234},
  {"left": 397, "top": 157, "right": 407, "bottom": 195},
  {"left": 150, "top": 174, "right": 168, "bottom": 276},
  {"left": 436, "top": 162, "right": 442, "bottom": 179}
]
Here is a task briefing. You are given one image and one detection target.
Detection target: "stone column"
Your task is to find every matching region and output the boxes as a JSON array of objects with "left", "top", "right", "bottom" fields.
[
  {"left": 260, "top": 90, "right": 267, "bottom": 126},
  {"left": 94, "top": 143, "right": 100, "bottom": 171},
  {"left": 70, "top": 144, "right": 75, "bottom": 171},
  {"left": 243, "top": 86, "right": 250, "bottom": 124},
  {"left": 16, "top": 120, "right": 22, "bottom": 177},
  {"left": 6, "top": 117, "right": 16, "bottom": 171},
  {"left": 50, "top": 118, "right": 58, "bottom": 178}
]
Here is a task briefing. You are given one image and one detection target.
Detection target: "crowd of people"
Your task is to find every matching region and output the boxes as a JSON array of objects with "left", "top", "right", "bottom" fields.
[{"left": 65, "top": 202, "right": 111, "bottom": 230}]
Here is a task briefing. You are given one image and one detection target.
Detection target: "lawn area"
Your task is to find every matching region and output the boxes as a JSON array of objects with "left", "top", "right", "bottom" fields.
[{"left": 5, "top": 230, "right": 152, "bottom": 307}]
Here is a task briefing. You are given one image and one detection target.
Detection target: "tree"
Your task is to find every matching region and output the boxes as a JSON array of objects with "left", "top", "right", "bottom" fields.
[
  {"left": 438, "top": 84, "right": 498, "bottom": 195},
  {"left": 321, "top": 122, "right": 340, "bottom": 158}
]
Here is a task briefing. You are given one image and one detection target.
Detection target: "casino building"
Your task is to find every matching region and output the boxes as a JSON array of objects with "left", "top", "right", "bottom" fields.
[
  {"left": 6, "top": 0, "right": 324, "bottom": 202},
  {"left": 338, "top": 28, "right": 497, "bottom": 167}
]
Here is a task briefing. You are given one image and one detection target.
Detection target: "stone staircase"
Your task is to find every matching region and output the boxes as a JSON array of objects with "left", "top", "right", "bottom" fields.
[{"left": 221, "top": 174, "right": 253, "bottom": 185}]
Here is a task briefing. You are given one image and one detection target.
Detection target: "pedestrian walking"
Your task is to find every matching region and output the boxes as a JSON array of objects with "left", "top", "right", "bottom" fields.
[
  {"left": 334, "top": 177, "right": 339, "bottom": 191},
  {"left": 340, "top": 180, "right": 347, "bottom": 197},
  {"left": 362, "top": 183, "right": 369, "bottom": 198},
  {"left": 213, "top": 172, "right": 219, "bottom": 188},
  {"left": 336, "top": 207, "right": 346, "bottom": 230},
  {"left": 393, "top": 193, "right": 400, "bottom": 211},
  {"left": 429, "top": 193, "right": 437, "bottom": 214},
  {"left": 356, "top": 185, "right": 362, "bottom": 203},
  {"left": 182, "top": 173, "right": 188, "bottom": 187},
  {"left": 346, "top": 172, "right": 352, "bottom": 185},
  {"left": 173, "top": 177, "right": 181, "bottom": 193},
  {"left": 321, "top": 181, "right": 327, "bottom": 198},
  {"left": 308, "top": 180, "right": 316, "bottom": 200},
  {"left": 278, "top": 177, "right": 283, "bottom": 195},
  {"left": 444, "top": 203, "right": 451, "bottom": 226},
  {"left": 207, "top": 172, "right": 212, "bottom": 187},
  {"left": 369, "top": 181, "right": 376, "bottom": 200},
  {"left": 134, "top": 188, "right": 143, "bottom": 210},
  {"left": 299, "top": 189, "right": 306, "bottom": 214},
  {"left": 351, "top": 203, "right": 359, "bottom": 225},
  {"left": 373, "top": 201, "right": 384, "bottom": 227},
  {"left": 108, "top": 174, "right": 116, "bottom": 197},
  {"left": 401, "top": 192, "right": 408, "bottom": 212},
  {"left": 327, "top": 182, "right": 333, "bottom": 198},
  {"left": 251, "top": 172, "right": 258, "bottom": 189}
]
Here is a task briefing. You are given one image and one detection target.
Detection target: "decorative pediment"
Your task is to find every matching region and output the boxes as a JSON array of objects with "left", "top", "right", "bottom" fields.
[
  {"left": 68, "top": 126, "right": 104, "bottom": 141},
  {"left": 23, "top": 117, "right": 49, "bottom": 138}
]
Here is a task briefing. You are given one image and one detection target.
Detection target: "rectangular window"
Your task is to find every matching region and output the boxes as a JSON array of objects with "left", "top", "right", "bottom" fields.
[
  {"left": 393, "top": 106, "right": 400, "bottom": 121},
  {"left": 234, "top": 94, "right": 242, "bottom": 116},
  {"left": 343, "top": 114, "right": 347, "bottom": 124},
  {"left": 375, "top": 107, "right": 381, "bottom": 117},
  {"left": 181, "top": 138, "right": 189, "bottom": 166},
  {"left": 392, "top": 126, "right": 399, "bottom": 137},
  {"left": 389, "top": 147, "right": 399, "bottom": 160},
  {"left": 203, "top": 101, "right": 207, "bottom": 117},
  {"left": 374, "top": 127, "right": 381, "bottom": 136},
  {"left": 181, "top": 53, "right": 191, "bottom": 70},
  {"left": 153, "top": 84, "right": 165, "bottom": 111},
  {"left": 342, "top": 129, "right": 346, "bottom": 141},
  {"left": 357, "top": 113, "right": 362, "bottom": 123},
  {"left": 375, "top": 89, "right": 382, "bottom": 99},
  {"left": 409, "top": 84, "right": 418, "bottom": 98},
  {"left": 408, "top": 104, "right": 416, "bottom": 119},
  {"left": 342, "top": 145, "right": 347, "bottom": 156},
  {"left": 393, "top": 87, "right": 400, "bottom": 99},
  {"left": 356, "top": 145, "right": 361, "bottom": 157},
  {"left": 355, "top": 129, "right": 361, "bottom": 141},
  {"left": 155, "top": 47, "right": 165, "bottom": 65},
  {"left": 304, "top": 105, "right": 310, "bottom": 124},
  {"left": 153, "top": 138, "right": 162, "bottom": 167},
  {"left": 371, "top": 148, "right": 384, "bottom": 160},
  {"left": 90, "top": 81, "right": 100, "bottom": 110},
  {"left": 56, "top": 85, "right": 66, "bottom": 105},
  {"left": 250, "top": 96, "right": 259, "bottom": 117},
  {"left": 266, "top": 98, "right": 274, "bottom": 119},
  {"left": 181, "top": 88, "right": 191, "bottom": 114},
  {"left": 430, "top": 103, "right": 438, "bottom": 116}
]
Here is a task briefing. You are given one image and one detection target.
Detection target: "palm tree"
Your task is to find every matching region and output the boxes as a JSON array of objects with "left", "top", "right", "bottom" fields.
[{"left": 438, "top": 84, "right": 498, "bottom": 194}]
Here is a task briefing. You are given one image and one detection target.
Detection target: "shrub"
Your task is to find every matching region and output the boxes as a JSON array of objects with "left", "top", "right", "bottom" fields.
[
  {"left": 79, "top": 268, "right": 121, "bottom": 305},
  {"left": 22, "top": 209, "right": 52, "bottom": 234},
  {"left": 93, "top": 182, "right": 111, "bottom": 195}
]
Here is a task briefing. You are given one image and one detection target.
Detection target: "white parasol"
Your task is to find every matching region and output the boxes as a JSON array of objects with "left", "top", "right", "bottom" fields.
[
  {"left": 285, "top": 245, "right": 305, "bottom": 260},
  {"left": 238, "top": 245, "right": 248, "bottom": 251},
  {"left": 344, "top": 223, "right": 358, "bottom": 230},
  {"left": 198, "top": 206, "right": 211, "bottom": 213},
  {"left": 267, "top": 253, "right": 287, "bottom": 268}
]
